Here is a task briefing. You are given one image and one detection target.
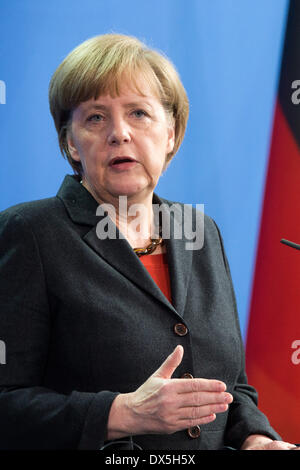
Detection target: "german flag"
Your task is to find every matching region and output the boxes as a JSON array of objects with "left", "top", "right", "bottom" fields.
[{"left": 246, "top": 0, "right": 300, "bottom": 443}]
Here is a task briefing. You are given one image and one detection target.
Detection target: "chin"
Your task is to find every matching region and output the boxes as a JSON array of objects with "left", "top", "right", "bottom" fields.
[
  {"left": 112, "top": 188, "right": 144, "bottom": 198},
  {"left": 109, "top": 182, "right": 149, "bottom": 198}
]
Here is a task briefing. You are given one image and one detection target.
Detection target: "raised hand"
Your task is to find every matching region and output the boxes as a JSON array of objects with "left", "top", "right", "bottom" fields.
[{"left": 107, "top": 345, "right": 233, "bottom": 439}]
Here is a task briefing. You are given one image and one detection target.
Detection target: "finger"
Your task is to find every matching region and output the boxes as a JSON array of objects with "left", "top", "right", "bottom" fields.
[
  {"left": 181, "top": 413, "right": 216, "bottom": 427},
  {"left": 248, "top": 440, "right": 299, "bottom": 450},
  {"left": 174, "top": 413, "right": 217, "bottom": 430},
  {"left": 170, "top": 377, "right": 227, "bottom": 393},
  {"left": 177, "top": 391, "right": 233, "bottom": 408},
  {"left": 153, "top": 345, "right": 184, "bottom": 379},
  {"left": 268, "top": 441, "right": 297, "bottom": 450},
  {"left": 178, "top": 402, "right": 229, "bottom": 421}
]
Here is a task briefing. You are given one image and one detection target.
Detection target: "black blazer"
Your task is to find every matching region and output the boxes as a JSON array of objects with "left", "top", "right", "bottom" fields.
[{"left": 0, "top": 175, "right": 279, "bottom": 450}]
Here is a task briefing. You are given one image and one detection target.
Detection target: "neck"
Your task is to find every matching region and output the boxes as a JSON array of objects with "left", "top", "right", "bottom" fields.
[
  {"left": 81, "top": 179, "right": 157, "bottom": 247},
  {"left": 116, "top": 195, "right": 154, "bottom": 245}
]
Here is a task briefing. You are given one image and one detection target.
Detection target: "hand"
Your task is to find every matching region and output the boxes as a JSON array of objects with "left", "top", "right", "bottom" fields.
[
  {"left": 107, "top": 345, "right": 233, "bottom": 439},
  {"left": 241, "top": 434, "right": 300, "bottom": 450}
]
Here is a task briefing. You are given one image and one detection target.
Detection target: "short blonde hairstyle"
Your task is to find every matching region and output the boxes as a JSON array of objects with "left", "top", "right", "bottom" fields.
[{"left": 49, "top": 33, "right": 189, "bottom": 176}]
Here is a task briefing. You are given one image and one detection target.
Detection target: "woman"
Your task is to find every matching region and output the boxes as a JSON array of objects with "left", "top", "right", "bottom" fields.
[{"left": 0, "top": 33, "right": 296, "bottom": 450}]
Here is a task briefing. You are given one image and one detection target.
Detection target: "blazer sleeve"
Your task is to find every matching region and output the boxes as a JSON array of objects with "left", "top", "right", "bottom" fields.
[
  {"left": 0, "top": 210, "right": 118, "bottom": 449},
  {"left": 212, "top": 220, "right": 281, "bottom": 449}
]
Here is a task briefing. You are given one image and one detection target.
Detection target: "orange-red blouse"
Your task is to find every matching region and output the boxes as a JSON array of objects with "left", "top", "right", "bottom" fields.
[{"left": 139, "top": 253, "right": 172, "bottom": 304}]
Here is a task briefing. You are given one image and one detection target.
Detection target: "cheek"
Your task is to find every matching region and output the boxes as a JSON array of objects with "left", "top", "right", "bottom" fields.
[
  {"left": 142, "top": 138, "right": 164, "bottom": 162},
  {"left": 142, "top": 126, "right": 169, "bottom": 152},
  {"left": 71, "top": 123, "right": 102, "bottom": 152},
  {"left": 77, "top": 137, "right": 105, "bottom": 164},
  {"left": 69, "top": 128, "right": 87, "bottom": 157},
  {"left": 151, "top": 133, "right": 171, "bottom": 164}
]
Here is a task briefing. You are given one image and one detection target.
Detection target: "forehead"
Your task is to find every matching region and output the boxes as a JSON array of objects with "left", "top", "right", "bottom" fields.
[{"left": 76, "top": 77, "right": 164, "bottom": 113}]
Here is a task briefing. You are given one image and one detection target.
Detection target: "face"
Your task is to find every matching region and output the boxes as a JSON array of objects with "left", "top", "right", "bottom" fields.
[{"left": 67, "top": 78, "right": 175, "bottom": 204}]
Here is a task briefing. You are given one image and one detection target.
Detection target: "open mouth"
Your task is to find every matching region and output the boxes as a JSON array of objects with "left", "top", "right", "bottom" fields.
[{"left": 109, "top": 156, "right": 137, "bottom": 170}]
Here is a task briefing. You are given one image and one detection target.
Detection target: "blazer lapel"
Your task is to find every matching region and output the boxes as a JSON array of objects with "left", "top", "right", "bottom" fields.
[
  {"left": 83, "top": 226, "right": 178, "bottom": 315},
  {"left": 157, "top": 197, "right": 194, "bottom": 318},
  {"left": 57, "top": 175, "right": 194, "bottom": 318}
]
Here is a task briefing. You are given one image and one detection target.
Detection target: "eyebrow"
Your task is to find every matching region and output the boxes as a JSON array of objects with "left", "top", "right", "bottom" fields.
[{"left": 83, "top": 101, "right": 154, "bottom": 112}]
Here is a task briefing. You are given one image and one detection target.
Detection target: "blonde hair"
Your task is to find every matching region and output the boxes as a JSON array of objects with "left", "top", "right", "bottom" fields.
[{"left": 49, "top": 33, "right": 189, "bottom": 176}]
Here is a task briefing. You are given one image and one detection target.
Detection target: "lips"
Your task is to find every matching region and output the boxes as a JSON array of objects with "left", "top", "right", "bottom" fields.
[{"left": 109, "top": 156, "right": 137, "bottom": 166}]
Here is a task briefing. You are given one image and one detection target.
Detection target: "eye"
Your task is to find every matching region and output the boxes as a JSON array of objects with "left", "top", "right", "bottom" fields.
[
  {"left": 131, "top": 109, "right": 148, "bottom": 119},
  {"left": 87, "top": 113, "right": 104, "bottom": 122}
]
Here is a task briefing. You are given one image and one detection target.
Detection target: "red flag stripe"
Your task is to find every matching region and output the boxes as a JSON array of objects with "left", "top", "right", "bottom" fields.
[{"left": 246, "top": 99, "right": 300, "bottom": 442}]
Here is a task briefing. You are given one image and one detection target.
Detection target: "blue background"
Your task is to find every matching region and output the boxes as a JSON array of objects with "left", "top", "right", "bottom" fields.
[{"left": 0, "top": 0, "right": 289, "bottom": 340}]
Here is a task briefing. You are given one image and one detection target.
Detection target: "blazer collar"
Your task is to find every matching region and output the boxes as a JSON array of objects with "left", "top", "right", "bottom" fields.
[
  {"left": 57, "top": 174, "right": 100, "bottom": 226},
  {"left": 57, "top": 175, "right": 193, "bottom": 318}
]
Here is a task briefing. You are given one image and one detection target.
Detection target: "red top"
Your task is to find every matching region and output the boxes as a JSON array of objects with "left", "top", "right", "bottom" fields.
[{"left": 139, "top": 253, "right": 172, "bottom": 304}]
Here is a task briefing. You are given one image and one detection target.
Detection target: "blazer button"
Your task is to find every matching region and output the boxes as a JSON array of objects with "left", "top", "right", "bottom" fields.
[
  {"left": 181, "top": 373, "right": 193, "bottom": 379},
  {"left": 187, "top": 426, "right": 201, "bottom": 438},
  {"left": 174, "top": 323, "right": 188, "bottom": 336}
]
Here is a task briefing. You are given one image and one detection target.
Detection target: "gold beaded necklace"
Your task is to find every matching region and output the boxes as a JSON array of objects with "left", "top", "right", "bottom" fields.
[{"left": 133, "top": 236, "right": 164, "bottom": 257}]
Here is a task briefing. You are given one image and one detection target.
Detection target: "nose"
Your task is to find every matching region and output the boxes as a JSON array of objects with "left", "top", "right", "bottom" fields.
[{"left": 107, "top": 115, "right": 131, "bottom": 145}]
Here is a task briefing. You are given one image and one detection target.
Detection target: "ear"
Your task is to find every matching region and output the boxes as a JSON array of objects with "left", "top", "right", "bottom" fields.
[
  {"left": 66, "top": 128, "right": 81, "bottom": 162},
  {"left": 166, "top": 121, "right": 175, "bottom": 154}
]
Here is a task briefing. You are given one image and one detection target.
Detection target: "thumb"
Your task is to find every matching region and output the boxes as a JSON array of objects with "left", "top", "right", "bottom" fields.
[{"left": 153, "top": 345, "right": 184, "bottom": 379}]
